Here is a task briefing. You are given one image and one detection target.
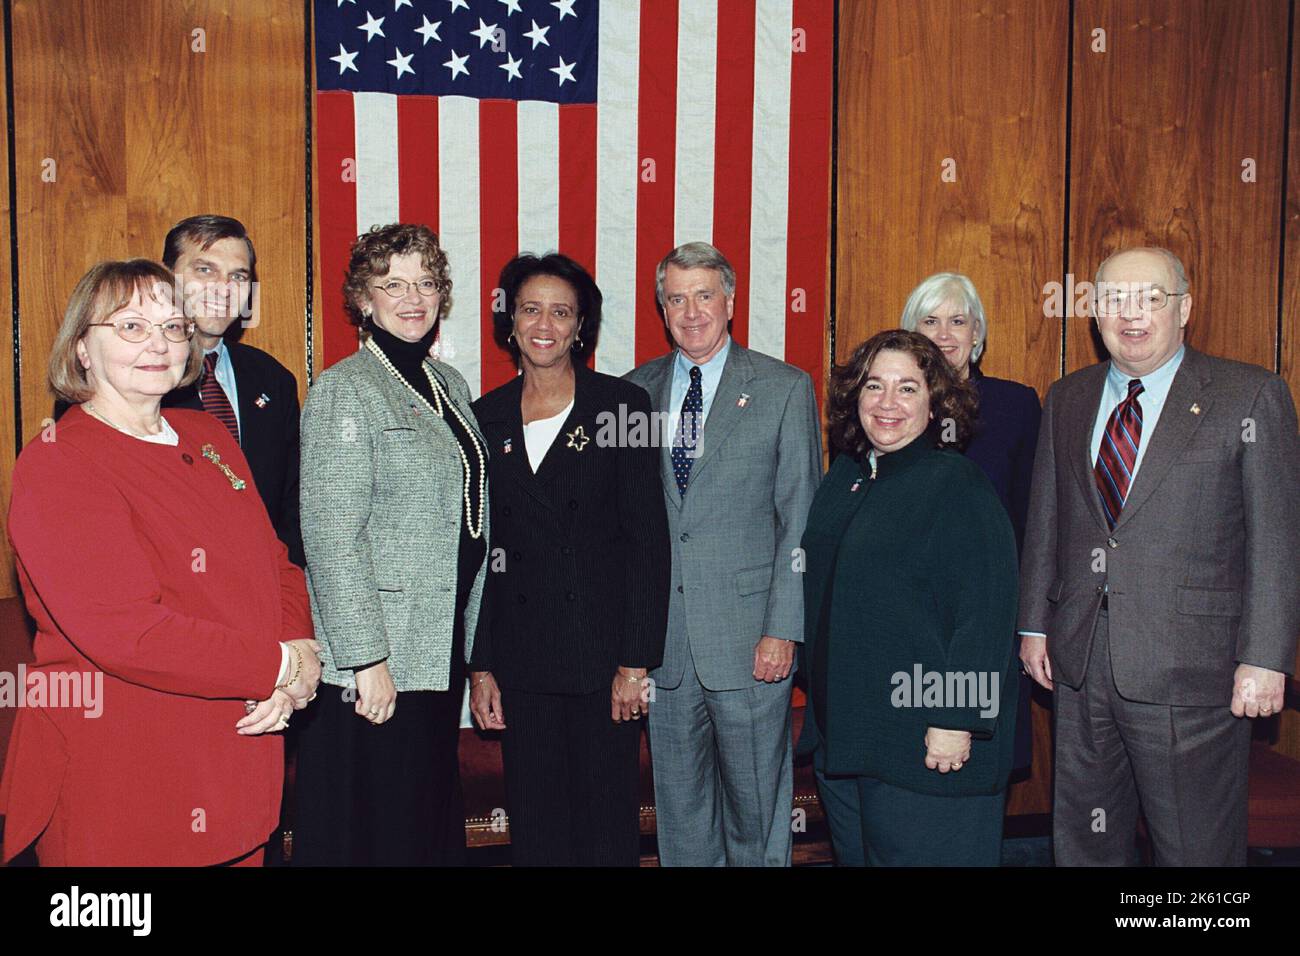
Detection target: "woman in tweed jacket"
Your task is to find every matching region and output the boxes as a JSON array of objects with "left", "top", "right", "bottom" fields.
[{"left": 291, "top": 224, "right": 488, "bottom": 866}]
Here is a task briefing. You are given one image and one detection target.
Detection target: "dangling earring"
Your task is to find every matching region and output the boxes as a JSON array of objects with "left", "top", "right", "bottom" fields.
[
  {"left": 572, "top": 335, "right": 583, "bottom": 351},
  {"left": 507, "top": 330, "right": 516, "bottom": 346}
]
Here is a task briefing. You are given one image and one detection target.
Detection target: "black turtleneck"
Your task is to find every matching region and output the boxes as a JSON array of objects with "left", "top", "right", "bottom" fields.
[{"left": 368, "top": 323, "right": 439, "bottom": 407}]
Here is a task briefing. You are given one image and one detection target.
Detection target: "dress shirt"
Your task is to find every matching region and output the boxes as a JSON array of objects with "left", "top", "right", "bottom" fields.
[{"left": 1088, "top": 344, "right": 1185, "bottom": 486}]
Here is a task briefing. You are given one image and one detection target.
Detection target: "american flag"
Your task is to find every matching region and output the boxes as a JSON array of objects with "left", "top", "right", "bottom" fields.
[{"left": 314, "top": 0, "right": 832, "bottom": 399}]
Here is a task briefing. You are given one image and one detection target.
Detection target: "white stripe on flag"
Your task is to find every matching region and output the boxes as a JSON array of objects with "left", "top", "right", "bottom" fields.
[
  {"left": 437, "top": 96, "right": 482, "bottom": 398},
  {"left": 594, "top": 0, "right": 641, "bottom": 376},
  {"left": 673, "top": 0, "right": 717, "bottom": 247},
  {"left": 354, "top": 92, "right": 401, "bottom": 235},
  {"left": 517, "top": 100, "right": 560, "bottom": 258},
  {"left": 747, "top": 0, "right": 793, "bottom": 361}
]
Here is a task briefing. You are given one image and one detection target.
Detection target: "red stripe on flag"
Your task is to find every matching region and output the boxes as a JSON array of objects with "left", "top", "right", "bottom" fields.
[
  {"left": 712, "top": 0, "right": 757, "bottom": 349},
  {"left": 398, "top": 96, "right": 439, "bottom": 232},
  {"left": 559, "top": 103, "right": 598, "bottom": 367},
  {"left": 785, "top": 0, "right": 833, "bottom": 408},
  {"left": 633, "top": 0, "right": 679, "bottom": 367},
  {"left": 479, "top": 99, "right": 520, "bottom": 396},
  {"left": 316, "top": 91, "right": 360, "bottom": 372}
]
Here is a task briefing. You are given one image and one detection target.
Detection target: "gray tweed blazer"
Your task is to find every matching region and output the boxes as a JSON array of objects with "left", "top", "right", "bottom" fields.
[{"left": 299, "top": 345, "right": 489, "bottom": 692}]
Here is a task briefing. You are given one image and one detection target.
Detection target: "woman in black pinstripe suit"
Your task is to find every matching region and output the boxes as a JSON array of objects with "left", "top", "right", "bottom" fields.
[{"left": 469, "top": 253, "right": 669, "bottom": 866}]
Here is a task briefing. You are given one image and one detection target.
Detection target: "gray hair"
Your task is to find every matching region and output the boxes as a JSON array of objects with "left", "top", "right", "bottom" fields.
[
  {"left": 898, "top": 272, "right": 989, "bottom": 364},
  {"left": 1094, "top": 246, "right": 1190, "bottom": 293},
  {"left": 655, "top": 241, "right": 737, "bottom": 305}
]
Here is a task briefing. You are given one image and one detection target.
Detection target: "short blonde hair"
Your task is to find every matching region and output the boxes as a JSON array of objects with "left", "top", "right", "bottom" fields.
[{"left": 50, "top": 259, "right": 202, "bottom": 404}]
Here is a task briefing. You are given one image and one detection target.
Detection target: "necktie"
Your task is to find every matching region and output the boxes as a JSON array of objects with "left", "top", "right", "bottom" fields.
[
  {"left": 200, "top": 351, "right": 240, "bottom": 444},
  {"left": 1094, "top": 378, "right": 1144, "bottom": 529},
  {"left": 671, "top": 365, "right": 703, "bottom": 495}
]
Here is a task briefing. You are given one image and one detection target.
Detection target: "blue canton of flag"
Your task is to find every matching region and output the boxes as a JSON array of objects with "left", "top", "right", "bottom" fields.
[{"left": 316, "top": 0, "right": 598, "bottom": 104}]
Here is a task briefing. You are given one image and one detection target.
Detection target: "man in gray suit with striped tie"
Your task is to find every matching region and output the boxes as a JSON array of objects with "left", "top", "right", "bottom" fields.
[
  {"left": 626, "top": 242, "right": 822, "bottom": 866},
  {"left": 1019, "top": 246, "right": 1300, "bottom": 865}
]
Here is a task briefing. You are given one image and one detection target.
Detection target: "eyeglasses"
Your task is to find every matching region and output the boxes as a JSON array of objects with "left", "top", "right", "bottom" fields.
[
  {"left": 373, "top": 278, "right": 442, "bottom": 298},
  {"left": 88, "top": 317, "right": 196, "bottom": 343},
  {"left": 1094, "top": 286, "right": 1186, "bottom": 316}
]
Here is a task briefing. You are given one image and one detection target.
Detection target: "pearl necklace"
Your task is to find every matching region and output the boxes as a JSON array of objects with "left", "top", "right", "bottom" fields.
[{"left": 365, "top": 337, "right": 486, "bottom": 539}]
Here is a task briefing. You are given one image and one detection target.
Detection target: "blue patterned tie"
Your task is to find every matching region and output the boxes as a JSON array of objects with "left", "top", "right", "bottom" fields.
[{"left": 672, "top": 365, "right": 703, "bottom": 494}]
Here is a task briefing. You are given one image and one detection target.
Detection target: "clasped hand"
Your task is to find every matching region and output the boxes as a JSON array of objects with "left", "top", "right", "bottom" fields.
[{"left": 236, "top": 639, "right": 323, "bottom": 735}]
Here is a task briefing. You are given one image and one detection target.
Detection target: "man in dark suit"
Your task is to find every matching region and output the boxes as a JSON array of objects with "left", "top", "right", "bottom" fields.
[
  {"left": 165, "top": 215, "right": 304, "bottom": 566},
  {"left": 626, "top": 242, "right": 823, "bottom": 866},
  {"left": 1019, "top": 246, "right": 1300, "bottom": 865}
]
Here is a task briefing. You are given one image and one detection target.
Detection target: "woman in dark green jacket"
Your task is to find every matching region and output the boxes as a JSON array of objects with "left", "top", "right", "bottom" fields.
[{"left": 799, "top": 329, "right": 1019, "bottom": 866}]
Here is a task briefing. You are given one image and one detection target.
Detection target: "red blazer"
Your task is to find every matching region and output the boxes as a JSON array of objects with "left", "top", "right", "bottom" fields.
[{"left": 0, "top": 406, "right": 313, "bottom": 865}]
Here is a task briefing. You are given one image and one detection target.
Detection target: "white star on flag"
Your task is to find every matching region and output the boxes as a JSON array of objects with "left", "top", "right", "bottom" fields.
[
  {"left": 356, "top": 11, "right": 385, "bottom": 41},
  {"left": 387, "top": 48, "right": 415, "bottom": 78},
  {"left": 443, "top": 49, "right": 470, "bottom": 79},
  {"left": 394, "top": 0, "right": 412, "bottom": 9},
  {"left": 552, "top": 0, "right": 577, "bottom": 20},
  {"left": 499, "top": 53, "right": 523, "bottom": 80},
  {"left": 413, "top": 15, "right": 441, "bottom": 45},
  {"left": 329, "top": 43, "right": 359, "bottom": 74},
  {"left": 550, "top": 55, "right": 576, "bottom": 86},
  {"left": 448, "top": 0, "right": 469, "bottom": 12},
  {"left": 470, "top": 18, "right": 499, "bottom": 49},
  {"left": 523, "top": 18, "right": 550, "bottom": 49},
  {"left": 498, "top": 0, "right": 522, "bottom": 13}
]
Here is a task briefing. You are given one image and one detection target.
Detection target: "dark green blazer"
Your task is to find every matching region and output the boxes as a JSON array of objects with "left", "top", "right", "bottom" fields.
[{"left": 798, "top": 436, "right": 1020, "bottom": 796}]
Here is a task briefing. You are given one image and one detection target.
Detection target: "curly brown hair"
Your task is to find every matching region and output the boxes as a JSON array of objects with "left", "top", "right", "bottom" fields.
[
  {"left": 343, "top": 223, "right": 452, "bottom": 328},
  {"left": 828, "top": 329, "right": 978, "bottom": 458}
]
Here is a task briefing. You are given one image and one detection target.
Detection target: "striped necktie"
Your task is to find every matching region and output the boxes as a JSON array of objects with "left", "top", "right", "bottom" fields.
[
  {"left": 200, "top": 351, "right": 240, "bottom": 444},
  {"left": 1094, "top": 378, "right": 1144, "bottom": 529}
]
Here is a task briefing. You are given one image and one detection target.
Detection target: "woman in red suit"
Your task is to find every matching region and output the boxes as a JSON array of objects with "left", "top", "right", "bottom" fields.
[{"left": 0, "top": 259, "right": 321, "bottom": 866}]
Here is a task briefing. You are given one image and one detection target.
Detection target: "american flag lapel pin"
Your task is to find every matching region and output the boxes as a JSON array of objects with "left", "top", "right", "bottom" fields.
[
  {"left": 737, "top": 393, "right": 751, "bottom": 408},
  {"left": 503, "top": 437, "right": 513, "bottom": 454},
  {"left": 255, "top": 393, "right": 270, "bottom": 408},
  {"left": 1190, "top": 403, "right": 1201, "bottom": 415}
]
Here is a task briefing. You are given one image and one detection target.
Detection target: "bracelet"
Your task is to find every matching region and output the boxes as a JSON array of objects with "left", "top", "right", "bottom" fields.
[{"left": 277, "top": 643, "right": 303, "bottom": 690}]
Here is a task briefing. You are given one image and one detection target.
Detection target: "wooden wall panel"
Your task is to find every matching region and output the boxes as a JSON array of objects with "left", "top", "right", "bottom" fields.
[
  {"left": 12, "top": 0, "right": 307, "bottom": 455},
  {"left": 835, "top": 0, "right": 1067, "bottom": 400},
  {"left": 0, "top": 11, "right": 15, "bottom": 599},
  {"left": 1068, "top": 0, "right": 1288, "bottom": 373}
]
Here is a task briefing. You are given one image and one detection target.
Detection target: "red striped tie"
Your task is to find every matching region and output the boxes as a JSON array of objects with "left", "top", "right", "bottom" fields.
[
  {"left": 200, "top": 351, "right": 240, "bottom": 444},
  {"left": 1094, "top": 378, "right": 1144, "bottom": 529}
]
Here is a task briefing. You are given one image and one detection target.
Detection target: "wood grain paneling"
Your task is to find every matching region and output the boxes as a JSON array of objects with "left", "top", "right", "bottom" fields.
[
  {"left": 1068, "top": 0, "right": 1288, "bottom": 372},
  {"left": 0, "top": 11, "right": 15, "bottom": 599},
  {"left": 11, "top": 0, "right": 307, "bottom": 453},
  {"left": 836, "top": 0, "right": 1068, "bottom": 400}
]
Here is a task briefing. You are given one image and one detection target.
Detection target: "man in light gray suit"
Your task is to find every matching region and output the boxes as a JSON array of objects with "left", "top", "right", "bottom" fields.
[
  {"left": 626, "top": 242, "right": 822, "bottom": 866},
  {"left": 1019, "top": 246, "right": 1300, "bottom": 866}
]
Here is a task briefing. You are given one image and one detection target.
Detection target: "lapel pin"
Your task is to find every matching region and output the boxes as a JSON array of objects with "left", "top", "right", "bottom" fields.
[
  {"left": 737, "top": 393, "right": 750, "bottom": 408},
  {"left": 566, "top": 424, "right": 590, "bottom": 451},
  {"left": 255, "top": 393, "right": 270, "bottom": 409},
  {"left": 503, "top": 437, "right": 513, "bottom": 454},
  {"left": 850, "top": 478, "right": 861, "bottom": 492},
  {"left": 1190, "top": 403, "right": 1201, "bottom": 415}
]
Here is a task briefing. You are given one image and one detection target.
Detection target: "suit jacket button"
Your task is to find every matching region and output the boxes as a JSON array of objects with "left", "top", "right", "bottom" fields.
[
  {"left": 676, "top": 585, "right": 683, "bottom": 594},
  {"left": 561, "top": 546, "right": 573, "bottom": 556},
  {"left": 511, "top": 550, "right": 522, "bottom": 561},
  {"left": 568, "top": 500, "right": 579, "bottom": 510},
  {"left": 566, "top": 591, "right": 576, "bottom": 601},
  {"left": 516, "top": 594, "right": 526, "bottom": 605},
  {"left": 502, "top": 505, "right": 512, "bottom": 517},
  {"left": 679, "top": 532, "right": 690, "bottom": 542},
  {"left": 1107, "top": 537, "right": 1118, "bottom": 549}
]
